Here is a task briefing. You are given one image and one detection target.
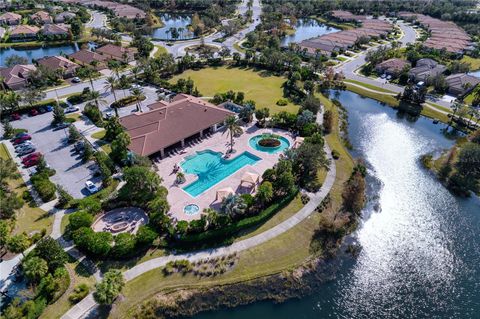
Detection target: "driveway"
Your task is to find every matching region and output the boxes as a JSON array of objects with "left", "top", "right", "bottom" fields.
[{"left": 10, "top": 111, "right": 101, "bottom": 199}]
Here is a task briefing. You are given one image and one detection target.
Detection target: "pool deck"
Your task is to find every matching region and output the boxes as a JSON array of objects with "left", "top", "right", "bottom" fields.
[{"left": 155, "top": 124, "right": 294, "bottom": 221}]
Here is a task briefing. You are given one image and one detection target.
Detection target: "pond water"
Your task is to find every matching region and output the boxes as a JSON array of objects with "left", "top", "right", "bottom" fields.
[
  {"left": 192, "top": 90, "right": 480, "bottom": 319},
  {"left": 0, "top": 42, "right": 97, "bottom": 67},
  {"left": 150, "top": 13, "right": 194, "bottom": 40},
  {"left": 281, "top": 18, "right": 339, "bottom": 46}
]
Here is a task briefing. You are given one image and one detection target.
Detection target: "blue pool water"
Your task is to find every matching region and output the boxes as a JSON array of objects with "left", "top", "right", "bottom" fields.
[
  {"left": 249, "top": 135, "right": 290, "bottom": 154},
  {"left": 184, "top": 204, "right": 200, "bottom": 215},
  {"left": 181, "top": 150, "right": 260, "bottom": 197}
]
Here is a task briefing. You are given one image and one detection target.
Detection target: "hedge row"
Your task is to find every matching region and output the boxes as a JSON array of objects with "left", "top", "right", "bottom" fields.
[
  {"left": 177, "top": 189, "right": 299, "bottom": 244},
  {"left": 110, "top": 95, "right": 145, "bottom": 109},
  {"left": 31, "top": 172, "right": 57, "bottom": 202}
]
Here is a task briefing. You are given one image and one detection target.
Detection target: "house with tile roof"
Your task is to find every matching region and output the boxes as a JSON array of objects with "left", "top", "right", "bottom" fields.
[
  {"left": 41, "top": 23, "right": 70, "bottom": 37},
  {"left": 9, "top": 25, "right": 40, "bottom": 41},
  {"left": 445, "top": 73, "right": 480, "bottom": 97},
  {"left": 0, "top": 64, "right": 37, "bottom": 90},
  {"left": 0, "top": 12, "right": 22, "bottom": 25},
  {"left": 375, "top": 58, "right": 411, "bottom": 77},
  {"left": 31, "top": 11, "right": 53, "bottom": 24},
  {"left": 96, "top": 44, "right": 137, "bottom": 62},
  {"left": 68, "top": 49, "right": 108, "bottom": 69},
  {"left": 36, "top": 55, "right": 79, "bottom": 78}
]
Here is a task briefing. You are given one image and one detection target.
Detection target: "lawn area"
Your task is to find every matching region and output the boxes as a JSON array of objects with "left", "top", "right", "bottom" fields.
[
  {"left": 91, "top": 129, "right": 106, "bottom": 140},
  {"left": 66, "top": 113, "right": 81, "bottom": 122},
  {"left": 169, "top": 66, "right": 300, "bottom": 114},
  {"left": 343, "top": 79, "right": 396, "bottom": 94},
  {"left": 461, "top": 55, "right": 480, "bottom": 71},
  {"left": 153, "top": 45, "right": 168, "bottom": 57},
  {"left": 0, "top": 143, "right": 53, "bottom": 236},
  {"left": 111, "top": 94, "right": 355, "bottom": 319}
]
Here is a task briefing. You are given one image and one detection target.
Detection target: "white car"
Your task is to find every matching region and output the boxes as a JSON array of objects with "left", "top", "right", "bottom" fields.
[
  {"left": 64, "top": 106, "right": 80, "bottom": 113},
  {"left": 15, "top": 141, "right": 34, "bottom": 151},
  {"left": 72, "top": 77, "right": 81, "bottom": 83},
  {"left": 85, "top": 181, "right": 99, "bottom": 194}
]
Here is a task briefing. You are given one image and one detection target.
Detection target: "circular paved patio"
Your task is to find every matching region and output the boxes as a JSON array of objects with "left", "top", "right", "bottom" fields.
[{"left": 92, "top": 207, "right": 148, "bottom": 235}]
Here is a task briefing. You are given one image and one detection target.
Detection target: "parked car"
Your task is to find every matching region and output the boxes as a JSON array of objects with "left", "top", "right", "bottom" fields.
[
  {"left": 12, "top": 135, "right": 32, "bottom": 145},
  {"left": 131, "top": 83, "right": 142, "bottom": 89},
  {"left": 22, "top": 152, "right": 41, "bottom": 163},
  {"left": 10, "top": 113, "right": 21, "bottom": 121},
  {"left": 45, "top": 105, "right": 53, "bottom": 112},
  {"left": 29, "top": 109, "right": 39, "bottom": 116},
  {"left": 38, "top": 107, "right": 47, "bottom": 114},
  {"left": 64, "top": 106, "right": 79, "bottom": 113},
  {"left": 11, "top": 132, "right": 29, "bottom": 141},
  {"left": 103, "top": 111, "right": 113, "bottom": 120},
  {"left": 15, "top": 142, "right": 35, "bottom": 153},
  {"left": 24, "top": 158, "right": 40, "bottom": 168},
  {"left": 53, "top": 122, "right": 70, "bottom": 130},
  {"left": 17, "top": 146, "right": 36, "bottom": 156},
  {"left": 15, "top": 140, "right": 33, "bottom": 150},
  {"left": 85, "top": 181, "right": 99, "bottom": 194},
  {"left": 72, "top": 77, "right": 81, "bottom": 83}
]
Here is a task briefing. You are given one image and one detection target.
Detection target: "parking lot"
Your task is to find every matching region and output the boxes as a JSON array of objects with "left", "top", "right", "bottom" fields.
[{"left": 10, "top": 110, "right": 102, "bottom": 199}]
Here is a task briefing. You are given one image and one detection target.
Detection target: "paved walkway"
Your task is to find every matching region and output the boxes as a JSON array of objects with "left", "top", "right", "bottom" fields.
[{"left": 61, "top": 137, "right": 337, "bottom": 319}]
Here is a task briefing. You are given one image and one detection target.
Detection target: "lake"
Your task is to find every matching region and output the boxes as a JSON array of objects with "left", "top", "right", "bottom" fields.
[
  {"left": 0, "top": 43, "right": 80, "bottom": 67},
  {"left": 281, "top": 18, "right": 339, "bottom": 46},
  {"left": 192, "top": 90, "right": 480, "bottom": 319},
  {"left": 150, "top": 13, "right": 194, "bottom": 40}
]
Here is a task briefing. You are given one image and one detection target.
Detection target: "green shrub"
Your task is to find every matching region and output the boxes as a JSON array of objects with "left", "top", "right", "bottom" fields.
[
  {"left": 276, "top": 99, "right": 288, "bottom": 106},
  {"left": 110, "top": 95, "right": 144, "bottom": 109},
  {"left": 68, "top": 211, "right": 94, "bottom": 232},
  {"left": 331, "top": 149, "right": 340, "bottom": 160},
  {"left": 83, "top": 103, "right": 103, "bottom": 127},
  {"left": 31, "top": 173, "right": 57, "bottom": 202},
  {"left": 68, "top": 283, "right": 89, "bottom": 304},
  {"left": 177, "top": 190, "right": 298, "bottom": 244}
]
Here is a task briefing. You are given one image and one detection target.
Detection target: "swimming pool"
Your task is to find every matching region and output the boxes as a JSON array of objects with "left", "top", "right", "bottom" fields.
[
  {"left": 249, "top": 135, "right": 290, "bottom": 154},
  {"left": 181, "top": 150, "right": 260, "bottom": 197}
]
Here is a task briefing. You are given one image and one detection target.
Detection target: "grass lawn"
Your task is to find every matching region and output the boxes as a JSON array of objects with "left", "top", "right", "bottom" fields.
[
  {"left": 153, "top": 45, "right": 168, "bottom": 57},
  {"left": 343, "top": 79, "right": 396, "bottom": 94},
  {"left": 461, "top": 55, "right": 480, "bottom": 71},
  {"left": 91, "top": 129, "right": 106, "bottom": 140},
  {"left": 66, "top": 113, "right": 81, "bottom": 122},
  {"left": 111, "top": 94, "right": 355, "bottom": 319},
  {"left": 169, "top": 66, "right": 300, "bottom": 114},
  {"left": 0, "top": 143, "right": 53, "bottom": 236}
]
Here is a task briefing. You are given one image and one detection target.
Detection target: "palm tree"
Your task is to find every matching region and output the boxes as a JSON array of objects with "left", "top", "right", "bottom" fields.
[
  {"left": 223, "top": 115, "right": 242, "bottom": 154},
  {"left": 178, "top": 26, "right": 184, "bottom": 39},
  {"left": 130, "top": 87, "right": 144, "bottom": 112},
  {"left": 104, "top": 76, "right": 119, "bottom": 117}
]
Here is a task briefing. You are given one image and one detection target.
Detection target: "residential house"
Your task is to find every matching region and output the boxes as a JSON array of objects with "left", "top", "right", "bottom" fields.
[
  {"left": 54, "top": 11, "right": 76, "bottom": 23},
  {"left": 68, "top": 49, "right": 108, "bottom": 70},
  {"left": 42, "top": 24, "right": 70, "bottom": 37},
  {"left": 36, "top": 55, "right": 79, "bottom": 78},
  {"left": 445, "top": 73, "right": 480, "bottom": 97},
  {"left": 375, "top": 58, "right": 411, "bottom": 77},
  {"left": 0, "top": 64, "right": 37, "bottom": 90},
  {"left": 408, "top": 58, "right": 447, "bottom": 82},
  {"left": 31, "top": 11, "right": 52, "bottom": 24},
  {"left": 9, "top": 25, "right": 40, "bottom": 41},
  {"left": 119, "top": 94, "right": 234, "bottom": 157},
  {"left": 0, "top": 12, "right": 22, "bottom": 25},
  {"left": 96, "top": 44, "right": 137, "bottom": 63}
]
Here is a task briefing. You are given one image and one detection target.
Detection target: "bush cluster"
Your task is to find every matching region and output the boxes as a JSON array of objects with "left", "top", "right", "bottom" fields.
[{"left": 31, "top": 172, "right": 57, "bottom": 202}]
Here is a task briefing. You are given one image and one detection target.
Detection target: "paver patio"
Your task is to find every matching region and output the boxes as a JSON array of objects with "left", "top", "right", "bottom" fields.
[{"left": 155, "top": 124, "right": 294, "bottom": 221}]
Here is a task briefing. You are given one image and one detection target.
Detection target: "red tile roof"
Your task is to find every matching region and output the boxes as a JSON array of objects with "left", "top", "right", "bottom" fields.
[{"left": 119, "top": 94, "right": 234, "bottom": 156}]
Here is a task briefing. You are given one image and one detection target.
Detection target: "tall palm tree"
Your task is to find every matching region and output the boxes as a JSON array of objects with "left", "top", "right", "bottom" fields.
[
  {"left": 130, "top": 87, "right": 144, "bottom": 112},
  {"left": 104, "top": 76, "right": 119, "bottom": 117},
  {"left": 223, "top": 115, "right": 242, "bottom": 154}
]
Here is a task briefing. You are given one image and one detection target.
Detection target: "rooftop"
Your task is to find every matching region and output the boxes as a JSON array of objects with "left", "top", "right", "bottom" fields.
[
  {"left": 120, "top": 94, "right": 234, "bottom": 156},
  {"left": 0, "top": 64, "right": 36, "bottom": 86}
]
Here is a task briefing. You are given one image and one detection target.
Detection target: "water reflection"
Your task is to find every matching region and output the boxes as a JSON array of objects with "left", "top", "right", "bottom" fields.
[
  {"left": 281, "top": 19, "right": 338, "bottom": 46},
  {"left": 193, "top": 90, "right": 480, "bottom": 319},
  {"left": 150, "top": 13, "right": 194, "bottom": 40}
]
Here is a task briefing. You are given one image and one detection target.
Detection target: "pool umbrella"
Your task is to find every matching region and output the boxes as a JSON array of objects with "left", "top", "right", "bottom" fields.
[
  {"left": 216, "top": 187, "right": 234, "bottom": 202},
  {"left": 241, "top": 172, "right": 260, "bottom": 187}
]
